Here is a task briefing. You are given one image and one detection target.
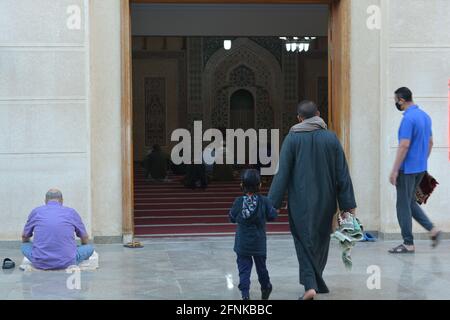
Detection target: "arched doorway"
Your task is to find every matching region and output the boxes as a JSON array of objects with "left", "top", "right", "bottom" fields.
[{"left": 229, "top": 89, "right": 254, "bottom": 130}]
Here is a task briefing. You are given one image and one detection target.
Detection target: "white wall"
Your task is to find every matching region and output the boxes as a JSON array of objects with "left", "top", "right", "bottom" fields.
[
  {"left": 0, "top": 0, "right": 90, "bottom": 240},
  {"left": 350, "top": 0, "right": 450, "bottom": 235},
  {"left": 89, "top": 0, "right": 123, "bottom": 238},
  {"left": 0, "top": 0, "right": 124, "bottom": 241},
  {"left": 379, "top": 0, "right": 450, "bottom": 233},
  {"left": 349, "top": 0, "right": 381, "bottom": 231}
]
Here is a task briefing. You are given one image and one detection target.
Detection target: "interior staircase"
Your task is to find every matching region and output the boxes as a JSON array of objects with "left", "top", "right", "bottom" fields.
[{"left": 133, "top": 166, "right": 290, "bottom": 237}]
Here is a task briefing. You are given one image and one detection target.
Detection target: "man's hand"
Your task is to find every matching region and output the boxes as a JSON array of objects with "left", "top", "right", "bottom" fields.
[
  {"left": 428, "top": 136, "right": 433, "bottom": 158},
  {"left": 390, "top": 139, "right": 409, "bottom": 186},
  {"left": 80, "top": 235, "right": 89, "bottom": 245},
  {"left": 389, "top": 170, "right": 399, "bottom": 186},
  {"left": 22, "top": 235, "right": 31, "bottom": 243}
]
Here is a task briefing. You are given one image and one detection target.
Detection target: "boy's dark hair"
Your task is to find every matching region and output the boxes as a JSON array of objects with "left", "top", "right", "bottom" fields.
[
  {"left": 241, "top": 169, "right": 261, "bottom": 194},
  {"left": 394, "top": 87, "right": 413, "bottom": 102},
  {"left": 297, "top": 100, "right": 318, "bottom": 119}
]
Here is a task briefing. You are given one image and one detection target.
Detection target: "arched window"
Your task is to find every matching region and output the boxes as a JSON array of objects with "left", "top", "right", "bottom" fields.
[{"left": 230, "top": 89, "right": 254, "bottom": 130}]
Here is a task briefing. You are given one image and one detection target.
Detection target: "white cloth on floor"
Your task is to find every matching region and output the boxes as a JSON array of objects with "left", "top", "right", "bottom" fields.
[{"left": 19, "top": 251, "right": 99, "bottom": 272}]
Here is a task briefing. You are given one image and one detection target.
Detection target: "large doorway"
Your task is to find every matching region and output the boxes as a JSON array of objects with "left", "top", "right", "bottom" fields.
[{"left": 121, "top": 0, "right": 351, "bottom": 239}]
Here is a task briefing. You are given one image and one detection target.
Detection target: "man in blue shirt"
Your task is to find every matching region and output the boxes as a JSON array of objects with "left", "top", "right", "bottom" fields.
[{"left": 389, "top": 87, "right": 441, "bottom": 254}]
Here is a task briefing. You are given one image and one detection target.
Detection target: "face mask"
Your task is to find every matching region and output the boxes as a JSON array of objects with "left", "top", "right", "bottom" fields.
[{"left": 395, "top": 101, "right": 403, "bottom": 111}]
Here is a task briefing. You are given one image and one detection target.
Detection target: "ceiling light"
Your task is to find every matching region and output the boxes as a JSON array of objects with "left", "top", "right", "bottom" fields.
[
  {"left": 223, "top": 40, "right": 232, "bottom": 50},
  {"left": 304, "top": 43, "right": 310, "bottom": 52}
]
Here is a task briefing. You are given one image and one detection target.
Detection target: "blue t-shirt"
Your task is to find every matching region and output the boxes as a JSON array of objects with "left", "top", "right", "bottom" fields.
[{"left": 398, "top": 105, "right": 432, "bottom": 174}]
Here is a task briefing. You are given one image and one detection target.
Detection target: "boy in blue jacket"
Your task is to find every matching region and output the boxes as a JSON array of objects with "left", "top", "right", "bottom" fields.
[{"left": 229, "top": 169, "right": 278, "bottom": 300}]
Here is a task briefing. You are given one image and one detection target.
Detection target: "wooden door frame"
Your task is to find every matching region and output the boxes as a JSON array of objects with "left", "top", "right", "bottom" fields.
[{"left": 120, "top": 0, "right": 351, "bottom": 238}]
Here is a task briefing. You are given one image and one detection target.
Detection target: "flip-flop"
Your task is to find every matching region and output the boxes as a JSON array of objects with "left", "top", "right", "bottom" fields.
[
  {"left": 431, "top": 231, "right": 441, "bottom": 248},
  {"left": 2, "top": 258, "right": 15, "bottom": 270},
  {"left": 124, "top": 241, "right": 143, "bottom": 248},
  {"left": 388, "top": 244, "right": 415, "bottom": 254}
]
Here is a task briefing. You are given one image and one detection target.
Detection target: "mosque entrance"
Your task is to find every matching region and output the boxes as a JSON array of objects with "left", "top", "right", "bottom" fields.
[{"left": 121, "top": 0, "right": 351, "bottom": 239}]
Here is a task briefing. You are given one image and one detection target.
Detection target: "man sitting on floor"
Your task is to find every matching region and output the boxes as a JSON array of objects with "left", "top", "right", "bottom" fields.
[{"left": 21, "top": 189, "right": 94, "bottom": 270}]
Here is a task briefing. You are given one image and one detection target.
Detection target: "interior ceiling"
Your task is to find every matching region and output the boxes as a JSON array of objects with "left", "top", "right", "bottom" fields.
[{"left": 131, "top": 4, "right": 329, "bottom": 37}]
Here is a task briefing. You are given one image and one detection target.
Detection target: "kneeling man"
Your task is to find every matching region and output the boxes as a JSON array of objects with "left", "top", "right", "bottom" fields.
[{"left": 21, "top": 189, "right": 94, "bottom": 270}]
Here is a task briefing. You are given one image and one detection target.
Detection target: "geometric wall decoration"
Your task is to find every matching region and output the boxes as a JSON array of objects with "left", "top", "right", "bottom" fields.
[
  {"left": 255, "top": 87, "right": 274, "bottom": 129},
  {"left": 212, "top": 88, "right": 229, "bottom": 129},
  {"left": 203, "top": 38, "right": 284, "bottom": 131},
  {"left": 282, "top": 50, "right": 298, "bottom": 101},
  {"left": 250, "top": 37, "right": 282, "bottom": 66},
  {"left": 203, "top": 37, "right": 282, "bottom": 67},
  {"left": 229, "top": 65, "right": 256, "bottom": 87},
  {"left": 133, "top": 51, "right": 187, "bottom": 128},
  {"left": 187, "top": 38, "right": 203, "bottom": 113},
  {"left": 145, "top": 77, "right": 166, "bottom": 146},
  {"left": 282, "top": 111, "right": 296, "bottom": 137},
  {"left": 186, "top": 112, "right": 203, "bottom": 133}
]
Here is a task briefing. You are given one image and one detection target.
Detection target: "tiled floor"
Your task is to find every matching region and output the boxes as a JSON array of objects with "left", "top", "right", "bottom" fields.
[{"left": 1, "top": 235, "right": 449, "bottom": 300}]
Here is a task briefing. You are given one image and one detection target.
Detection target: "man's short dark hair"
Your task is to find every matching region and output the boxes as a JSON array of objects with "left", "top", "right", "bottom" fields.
[
  {"left": 395, "top": 87, "right": 413, "bottom": 102},
  {"left": 297, "top": 100, "right": 319, "bottom": 119},
  {"left": 45, "top": 189, "right": 63, "bottom": 203}
]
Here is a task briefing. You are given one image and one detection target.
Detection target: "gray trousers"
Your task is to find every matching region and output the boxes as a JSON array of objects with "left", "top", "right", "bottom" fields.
[{"left": 396, "top": 171, "right": 434, "bottom": 245}]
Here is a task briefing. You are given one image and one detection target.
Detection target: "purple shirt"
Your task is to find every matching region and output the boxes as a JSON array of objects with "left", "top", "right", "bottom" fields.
[{"left": 23, "top": 201, "right": 88, "bottom": 270}]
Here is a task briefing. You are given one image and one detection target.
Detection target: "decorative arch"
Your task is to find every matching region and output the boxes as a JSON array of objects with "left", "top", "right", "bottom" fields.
[
  {"left": 229, "top": 65, "right": 256, "bottom": 87},
  {"left": 202, "top": 38, "right": 283, "bottom": 130}
]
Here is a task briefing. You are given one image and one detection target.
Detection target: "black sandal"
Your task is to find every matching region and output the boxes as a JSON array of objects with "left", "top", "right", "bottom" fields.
[
  {"left": 431, "top": 231, "right": 441, "bottom": 248},
  {"left": 2, "top": 258, "right": 15, "bottom": 270},
  {"left": 388, "top": 244, "right": 415, "bottom": 254}
]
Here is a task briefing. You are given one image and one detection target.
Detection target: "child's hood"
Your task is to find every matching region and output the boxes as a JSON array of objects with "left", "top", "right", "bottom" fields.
[{"left": 240, "top": 195, "right": 259, "bottom": 220}]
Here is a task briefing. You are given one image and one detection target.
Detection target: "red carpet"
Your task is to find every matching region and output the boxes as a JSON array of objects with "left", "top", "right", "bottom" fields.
[{"left": 133, "top": 166, "right": 290, "bottom": 237}]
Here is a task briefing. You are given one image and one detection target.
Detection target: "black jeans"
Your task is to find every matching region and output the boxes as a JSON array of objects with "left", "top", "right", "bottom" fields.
[
  {"left": 236, "top": 255, "right": 271, "bottom": 298},
  {"left": 396, "top": 171, "right": 434, "bottom": 245}
]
